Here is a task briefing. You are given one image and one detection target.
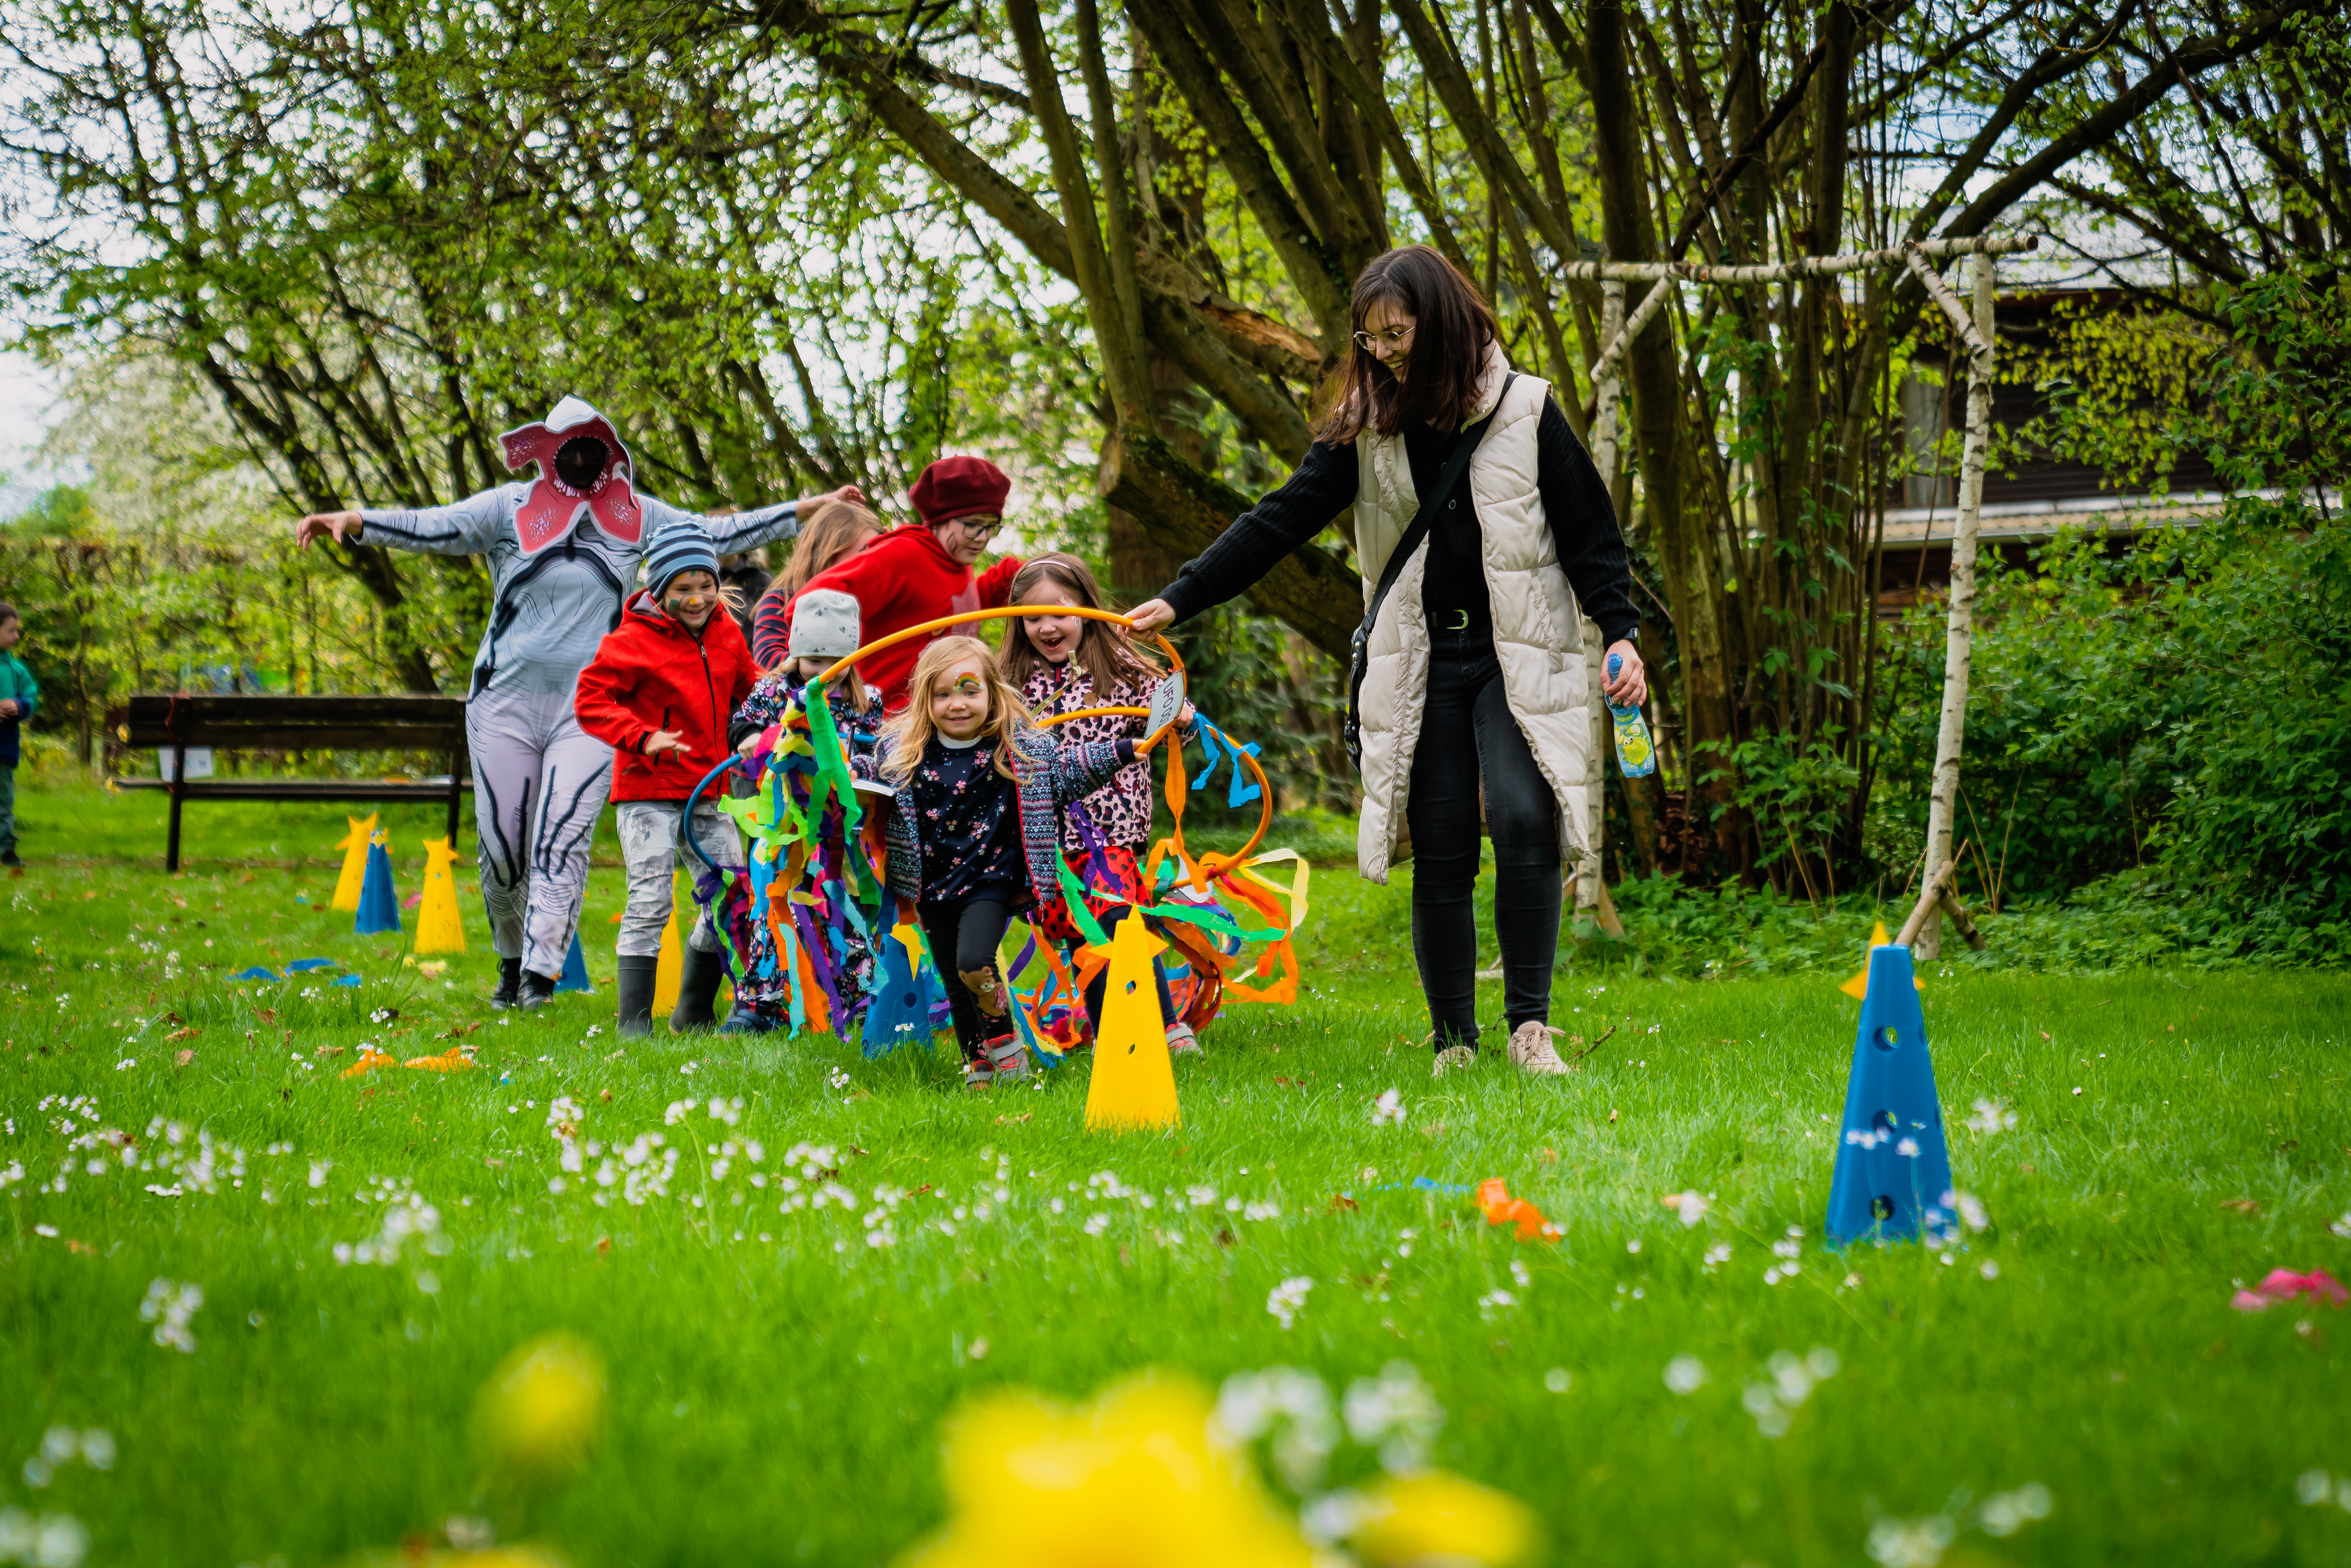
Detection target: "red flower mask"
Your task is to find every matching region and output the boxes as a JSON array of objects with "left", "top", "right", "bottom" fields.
[{"left": 499, "top": 396, "right": 644, "bottom": 555}]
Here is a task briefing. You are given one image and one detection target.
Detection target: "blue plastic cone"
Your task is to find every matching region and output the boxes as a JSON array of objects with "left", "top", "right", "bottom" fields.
[
  {"left": 1826, "top": 944, "right": 1957, "bottom": 1245},
  {"left": 554, "top": 931, "right": 593, "bottom": 994},
  {"left": 862, "top": 923, "right": 934, "bottom": 1058},
  {"left": 353, "top": 835, "right": 402, "bottom": 935}
]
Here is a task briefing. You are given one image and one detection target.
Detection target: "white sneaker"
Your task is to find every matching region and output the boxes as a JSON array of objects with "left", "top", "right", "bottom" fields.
[
  {"left": 1165, "top": 1022, "right": 1202, "bottom": 1057},
  {"left": 1506, "top": 1021, "right": 1574, "bottom": 1077},
  {"left": 1431, "top": 1044, "right": 1477, "bottom": 1078}
]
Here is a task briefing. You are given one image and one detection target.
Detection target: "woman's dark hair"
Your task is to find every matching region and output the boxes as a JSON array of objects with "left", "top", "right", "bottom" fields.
[
  {"left": 997, "top": 553, "right": 1160, "bottom": 698},
  {"left": 1318, "top": 245, "right": 1499, "bottom": 443},
  {"left": 553, "top": 436, "right": 610, "bottom": 490}
]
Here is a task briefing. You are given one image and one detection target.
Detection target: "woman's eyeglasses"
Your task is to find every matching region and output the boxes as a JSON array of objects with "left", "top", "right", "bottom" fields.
[{"left": 1352, "top": 324, "right": 1417, "bottom": 352}]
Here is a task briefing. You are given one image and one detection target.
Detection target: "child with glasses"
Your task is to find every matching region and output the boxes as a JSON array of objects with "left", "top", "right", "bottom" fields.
[{"left": 780, "top": 456, "right": 1025, "bottom": 711}]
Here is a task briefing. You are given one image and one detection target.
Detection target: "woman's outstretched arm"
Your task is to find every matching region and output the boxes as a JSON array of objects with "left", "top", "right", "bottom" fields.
[{"left": 1126, "top": 441, "right": 1358, "bottom": 632}]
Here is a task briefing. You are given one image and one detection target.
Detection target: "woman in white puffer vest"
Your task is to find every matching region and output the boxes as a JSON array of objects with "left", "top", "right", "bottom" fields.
[{"left": 1130, "top": 247, "right": 1649, "bottom": 1078}]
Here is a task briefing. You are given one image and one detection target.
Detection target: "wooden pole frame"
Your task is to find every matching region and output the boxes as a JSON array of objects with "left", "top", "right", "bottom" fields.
[{"left": 1583, "top": 234, "right": 2028, "bottom": 952}]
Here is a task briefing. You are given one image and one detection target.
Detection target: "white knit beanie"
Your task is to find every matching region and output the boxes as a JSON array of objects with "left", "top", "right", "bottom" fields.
[{"left": 787, "top": 590, "right": 863, "bottom": 663}]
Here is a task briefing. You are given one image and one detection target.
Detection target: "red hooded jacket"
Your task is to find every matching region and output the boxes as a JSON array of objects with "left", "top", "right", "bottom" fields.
[
  {"left": 574, "top": 590, "right": 759, "bottom": 803},
  {"left": 788, "top": 524, "right": 1021, "bottom": 710}
]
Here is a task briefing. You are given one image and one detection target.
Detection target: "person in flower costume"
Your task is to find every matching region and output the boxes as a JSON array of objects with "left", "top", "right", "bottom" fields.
[{"left": 296, "top": 396, "right": 858, "bottom": 1008}]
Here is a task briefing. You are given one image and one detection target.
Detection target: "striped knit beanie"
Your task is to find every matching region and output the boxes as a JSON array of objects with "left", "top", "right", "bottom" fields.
[{"left": 642, "top": 521, "right": 720, "bottom": 595}]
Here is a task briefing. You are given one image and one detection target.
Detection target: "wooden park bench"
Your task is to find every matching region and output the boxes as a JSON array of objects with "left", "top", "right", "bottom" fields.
[{"left": 109, "top": 694, "right": 471, "bottom": 872}]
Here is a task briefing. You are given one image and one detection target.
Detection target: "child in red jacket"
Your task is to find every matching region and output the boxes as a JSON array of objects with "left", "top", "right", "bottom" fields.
[
  {"left": 574, "top": 522, "right": 760, "bottom": 1036},
  {"left": 785, "top": 455, "right": 1024, "bottom": 710}
]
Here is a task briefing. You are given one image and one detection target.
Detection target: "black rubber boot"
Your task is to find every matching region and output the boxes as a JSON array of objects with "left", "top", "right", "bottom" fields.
[
  {"left": 519, "top": 970, "right": 558, "bottom": 1010},
  {"left": 670, "top": 944, "right": 725, "bottom": 1032},
  {"left": 615, "top": 955, "right": 659, "bottom": 1038},
  {"left": 490, "top": 956, "right": 523, "bottom": 1010}
]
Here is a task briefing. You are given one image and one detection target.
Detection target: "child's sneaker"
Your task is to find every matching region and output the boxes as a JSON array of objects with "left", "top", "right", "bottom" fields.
[
  {"left": 719, "top": 1004, "right": 777, "bottom": 1035},
  {"left": 1165, "top": 1021, "right": 1201, "bottom": 1057},
  {"left": 961, "top": 1059, "right": 995, "bottom": 1092},
  {"left": 984, "top": 1034, "right": 1030, "bottom": 1084}
]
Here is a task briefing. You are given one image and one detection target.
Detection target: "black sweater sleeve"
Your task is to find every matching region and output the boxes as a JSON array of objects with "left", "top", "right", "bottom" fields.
[
  {"left": 1154, "top": 407, "right": 1639, "bottom": 646},
  {"left": 1153, "top": 440, "right": 1359, "bottom": 624},
  {"left": 1536, "top": 398, "right": 1641, "bottom": 648}
]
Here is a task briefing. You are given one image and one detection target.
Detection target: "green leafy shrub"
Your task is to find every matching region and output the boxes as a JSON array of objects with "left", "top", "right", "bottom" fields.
[{"left": 1872, "top": 500, "right": 2351, "bottom": 949}]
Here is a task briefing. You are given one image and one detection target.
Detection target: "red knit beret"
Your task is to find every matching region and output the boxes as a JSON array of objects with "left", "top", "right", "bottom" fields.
[{"left": 909, "top": 455, "right": 1011, "bottom": 527}]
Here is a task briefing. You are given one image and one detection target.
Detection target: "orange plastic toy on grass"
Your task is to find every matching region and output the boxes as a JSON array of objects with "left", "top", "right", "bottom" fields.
[{"left": 1476, "top": 1179, "right": 1562, "bottom": 1243}]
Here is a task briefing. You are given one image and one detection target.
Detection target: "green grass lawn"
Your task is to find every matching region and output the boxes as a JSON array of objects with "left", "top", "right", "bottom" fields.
[{"left": 3, "top": 782, "right": 2350, "bottom": 1567}]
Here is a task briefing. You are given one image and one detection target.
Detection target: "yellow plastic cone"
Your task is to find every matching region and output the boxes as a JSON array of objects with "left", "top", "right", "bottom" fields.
[
  {"left": 414, "top": 837, "right": 469, "bottom": 955},
  {"left": 652, "top": 870, "right": 685, "bottom": 1017},
  {"left": 1083, "top": 918, "right": 1181, "bottom": 1133},
  {"left": 1841, "top": 920, "right": 1922, "bottom": 998},
  {"left": 331, "top": 813, "right": 380, "bottom": 912}
]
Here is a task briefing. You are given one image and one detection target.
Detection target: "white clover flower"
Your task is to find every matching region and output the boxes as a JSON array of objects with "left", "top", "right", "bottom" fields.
[
  {"left": 2296, "top": 1469, "right": 2333, "bottom": 1507},
  {"left": 1476, "top": 1288, "right": 1518, "bottom": 1322},
  {"left": 1662, "top": 1355, "right": 1707, "bottom": 1395},
  {"left": 138, "top": 1277, "right": 203, "bottom": 1353},
  {"left": 1703, "top": 1242, "right": 1733, "bottom": 1273},
  {"left": 1965, "top": 1097, "right": 2018, "bottom": 1136},
  {"left": 1342, "top": 1360, "right": 1444, "bottom": 1473},
  {"left": 1214, "top": 1364, "right": 1339, "bottom": 1488},
  {"left": 1369, "top": 1088, "right": 1406, "bottom": 1127},
  {"left": 1664, "top": 1190, "right": 1708, "bottom": 1227},
  {"left": 1977, "top": 1483, "right": 2052, "bottom": 1536},
  {"left": 1265, "top": 1275, "right": 1314, "bottom": 1330},
  {"left": 1866, "top": 1516, "right": 1956, "bottom": 1568}
]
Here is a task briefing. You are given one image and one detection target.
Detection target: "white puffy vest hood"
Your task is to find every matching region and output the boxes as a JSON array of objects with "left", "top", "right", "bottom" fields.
[{"left": 1351, "top": 343, "right": 1593, "bottom": 882}]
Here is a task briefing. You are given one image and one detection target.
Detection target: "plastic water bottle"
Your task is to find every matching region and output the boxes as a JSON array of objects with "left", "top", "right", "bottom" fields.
[{"left": 1605, "top": 652, "right": 1656, "bottom": 778}]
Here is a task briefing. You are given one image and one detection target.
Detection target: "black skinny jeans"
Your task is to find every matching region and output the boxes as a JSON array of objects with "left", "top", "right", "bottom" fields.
[
  {"left": 1404, "top": 629, "right": 1563, "bottom": 1048},
  {"left": 918, "top": 895, "right": 1015, "bottom": 1061}
]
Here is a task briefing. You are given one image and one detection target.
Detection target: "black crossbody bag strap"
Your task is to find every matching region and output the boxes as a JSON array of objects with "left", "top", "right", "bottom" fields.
[{"left": 1344, "top": 374, "right": 1515, "bottom": 770}]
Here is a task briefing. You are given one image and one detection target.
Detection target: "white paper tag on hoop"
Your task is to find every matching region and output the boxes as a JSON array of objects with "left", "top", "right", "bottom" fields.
[{"left": 1145, "top": 671, "right": 1187, "bottom": 741}]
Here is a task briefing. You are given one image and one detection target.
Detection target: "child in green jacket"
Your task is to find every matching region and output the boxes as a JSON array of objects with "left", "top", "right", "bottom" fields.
[{"left": 0, "top": 602, "right": 36, "bottom": 868}]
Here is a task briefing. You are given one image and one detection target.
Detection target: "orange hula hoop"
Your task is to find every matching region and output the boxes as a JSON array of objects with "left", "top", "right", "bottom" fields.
[
  {"left": 809, "top": 605, "right": 1269, "bottom": 873},
  {"left": 1030, "top": 706, "right": 1273, "bottom": 873},
  {"left": 813, "top": 604, "right": 1185, "bottom": 688}
]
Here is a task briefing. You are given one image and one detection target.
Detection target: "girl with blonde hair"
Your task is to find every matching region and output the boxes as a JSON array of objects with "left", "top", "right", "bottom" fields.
[{"left": 852, "top": 635, "right": 1155, "bottom": 1089}]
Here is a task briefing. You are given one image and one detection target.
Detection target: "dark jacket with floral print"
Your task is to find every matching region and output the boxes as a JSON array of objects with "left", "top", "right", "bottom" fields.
[
  {"left": 854, "top": 726, "right": 1132, "bottom": 906},
  {"left": 729, "top": 668, "right": 883, "bottom": 762}
]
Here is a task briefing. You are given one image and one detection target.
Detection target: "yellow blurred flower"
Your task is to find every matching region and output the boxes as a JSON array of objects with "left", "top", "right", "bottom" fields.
[
  {"left": 1347, "top": 1471, "right": 1539, "bottom": 1567},
  {"left": 899, "top": 1372, "right": 1314, "bottom": 1568},
  {"left": 471, "top": 1333, "right": 606, "bottom": 1489}
]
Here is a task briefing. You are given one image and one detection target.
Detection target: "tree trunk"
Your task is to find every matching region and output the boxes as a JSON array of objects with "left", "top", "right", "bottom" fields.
[
  {"left": 1915, "top": 254, "right": 1996, "bottom": 959},
  {"left": 1583, "top": 1, "right": 1739, "bottom": 880}
]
